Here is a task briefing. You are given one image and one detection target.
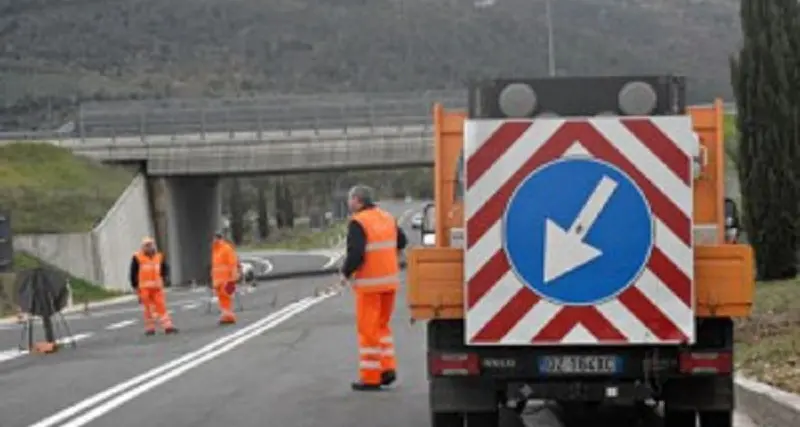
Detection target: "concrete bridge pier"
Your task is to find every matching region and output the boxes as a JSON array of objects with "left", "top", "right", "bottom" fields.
[{"left": 155, "top": 176, "right": 222, "bottom": 286}]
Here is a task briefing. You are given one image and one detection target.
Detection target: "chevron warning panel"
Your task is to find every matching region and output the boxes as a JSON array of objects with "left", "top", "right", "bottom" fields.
[{"left": 463, "top": 117, "right": 696, "bottom": 346}]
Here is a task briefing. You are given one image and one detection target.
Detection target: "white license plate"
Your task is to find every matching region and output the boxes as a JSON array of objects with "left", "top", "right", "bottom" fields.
[{"left": 538, "top": 355, "right": 621, "bottom": 374}]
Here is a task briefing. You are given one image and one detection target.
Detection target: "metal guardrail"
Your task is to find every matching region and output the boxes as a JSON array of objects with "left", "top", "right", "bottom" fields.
[
  {"left": 0, "top": 92, "right": 736, "bottom": 143},
  {"left": 0, "top": 91, "right": 468, "bottom": 142}
]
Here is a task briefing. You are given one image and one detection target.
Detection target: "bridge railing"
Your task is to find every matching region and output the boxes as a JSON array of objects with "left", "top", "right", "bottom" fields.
[
  {"left": 0, "top": 90, "right": 467, "bottom": 143},
  {"left": 75, "top": 91, "right": 467, "bottom": 140}
]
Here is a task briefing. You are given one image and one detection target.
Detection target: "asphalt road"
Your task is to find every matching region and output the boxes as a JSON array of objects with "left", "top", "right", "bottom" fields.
[{"left": 0, "top": 200, "right": 758, "bottom": 427}]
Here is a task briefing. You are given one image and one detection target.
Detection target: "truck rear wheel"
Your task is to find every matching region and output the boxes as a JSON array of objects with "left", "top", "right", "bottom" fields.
[
  {"left": 699, "top": 410, "right": 733, "bottom": 427},
  {"left": 663, "top": 409, "right": 696, "bottom": 427},
  {"left": 465, "top": 411, "right": 499, "bottom": 427},
  {"left": 431, "top": 412, "right": 463, "bottom": 427}
]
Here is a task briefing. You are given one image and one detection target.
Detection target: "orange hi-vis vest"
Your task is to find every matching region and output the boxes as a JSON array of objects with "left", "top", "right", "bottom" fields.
[
  {"left": 135, "top": 251, "right": 164, "bottom": 289},
  {"left": 351, "top": 207, "right": 400, "bottom": 292},
  {"left": 211, "top": 240, "right": 238, "bottom": 285}
]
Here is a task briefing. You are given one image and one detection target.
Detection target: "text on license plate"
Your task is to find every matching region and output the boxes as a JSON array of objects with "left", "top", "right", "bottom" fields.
[{"left": 538, "top": 355, "right": 622, "bottom": 375}]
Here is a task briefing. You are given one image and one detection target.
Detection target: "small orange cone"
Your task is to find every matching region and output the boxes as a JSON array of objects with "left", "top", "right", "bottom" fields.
[{"left": 33, "top": 341, "right": 58, "bottom": 354}]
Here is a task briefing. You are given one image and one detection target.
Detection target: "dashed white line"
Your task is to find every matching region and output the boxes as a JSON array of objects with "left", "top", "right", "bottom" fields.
[
  {"left": 105, "top": 320, "right": 137, "bottom": 331},
  {"left": 0, "top": 332, "right": 94, "bottom": 364},
  {"left": 181, "top": 303, "right": 200, "bottom": 311}
]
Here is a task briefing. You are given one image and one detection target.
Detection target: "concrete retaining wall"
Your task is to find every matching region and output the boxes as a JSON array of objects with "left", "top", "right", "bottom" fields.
[
  {"left": 14, "top": 233, "right": 99, "bottom": 283},
  {"left": 93, "top": 174, "right": 156, "bottom": 291},
  {"left": 13, "top": 174, "right": 154, "bottom": 292}
]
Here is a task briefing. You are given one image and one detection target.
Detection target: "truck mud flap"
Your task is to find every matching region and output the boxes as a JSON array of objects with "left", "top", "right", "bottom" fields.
[
  {"left": 662, "top": 376, "right": 734, "bottom": 411},
  {"left": 430, "top": 377, "right": 498, "bottom": 413}
]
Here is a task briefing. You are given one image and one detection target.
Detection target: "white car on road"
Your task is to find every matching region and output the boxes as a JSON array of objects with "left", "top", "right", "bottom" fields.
[
  {"left": 410, "top": 212, "right": 424, "bottom": 229},
  {"left": 239, "top": 262, "right": 255, "bottom": 284}
]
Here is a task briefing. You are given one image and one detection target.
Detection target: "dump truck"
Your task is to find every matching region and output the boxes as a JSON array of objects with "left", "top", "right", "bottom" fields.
[{"left": 406, "top": 76, "right": 755, "bottom": 427}]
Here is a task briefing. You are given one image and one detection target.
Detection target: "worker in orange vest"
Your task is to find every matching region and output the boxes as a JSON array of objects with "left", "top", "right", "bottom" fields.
[
  {"left": 211, "top": 232, "right": 239, "bottom": 325},
  {"left": 340, "top": 185, "right": 407, "bottom": 391},
  {"left": 129, "top": 237, "right": 178, "bottom": 335}
]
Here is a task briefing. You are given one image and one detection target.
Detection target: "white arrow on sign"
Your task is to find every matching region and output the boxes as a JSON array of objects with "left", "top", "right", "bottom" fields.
[{"left": 544, "top": 175, "right": 618, "bottom": 283}]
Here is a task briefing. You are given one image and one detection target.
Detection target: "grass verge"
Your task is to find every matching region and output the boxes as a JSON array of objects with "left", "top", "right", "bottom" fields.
[
  {"left": 0, "top": 253, "right": 122, "bottom": 317},
  {"left": 242, "top": 222, "right": 347, "bottom": 251},
  {"left": 0, "top": 142, "right": 135, "bottom": 233},
  {"left": 735, "top": 276, "right": 800, "bottom": 393}
]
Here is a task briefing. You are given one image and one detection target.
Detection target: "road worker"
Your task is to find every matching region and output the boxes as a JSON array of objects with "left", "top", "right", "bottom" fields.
[
  {"left": 129, "top": 237, "right": 178, "bottom": 336},
  {"left": 211, "top": 231, "right": 239, "bottom": 325},
  {"left": 340, "top": 185, "right": 408, "bottom": 391}
]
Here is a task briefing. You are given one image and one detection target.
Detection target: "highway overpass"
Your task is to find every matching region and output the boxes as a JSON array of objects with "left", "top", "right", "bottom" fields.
[
  {"left": 0, "top": 92, "right": 453, "bottom": 286},
  {"left": 0, "top": 90, "right": 735, "bottom": 287}
]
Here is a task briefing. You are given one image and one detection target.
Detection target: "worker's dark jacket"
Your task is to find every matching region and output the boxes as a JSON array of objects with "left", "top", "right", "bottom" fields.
[
  {"left": 341, "top": 203, "right": 408, "bottom": 278},
  {"left": 129, "top": 253, "right": 170, "bottom": 290}
]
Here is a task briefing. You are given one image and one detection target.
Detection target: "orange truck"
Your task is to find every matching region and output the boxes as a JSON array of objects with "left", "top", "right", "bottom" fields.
[{"left": 406, "top": 76, "right": 754, "bottom": 427}]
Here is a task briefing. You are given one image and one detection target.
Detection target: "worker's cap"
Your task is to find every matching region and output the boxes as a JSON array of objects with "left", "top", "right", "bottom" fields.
[{"left": 141, "top": 237, "right": 155, "bottom": 245}]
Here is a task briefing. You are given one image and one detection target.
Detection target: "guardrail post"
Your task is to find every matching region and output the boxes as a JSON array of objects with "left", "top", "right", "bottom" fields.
[
  {"left": 368, "top": 103, "right": 376, "bottom": 133},
  {"left": 78, "top": 105, "right": 86, "bottom": 142},
  {"left": 257, "top": 107, "right": 263, "bottom": 141},
  {"left": 341, "top": 104, "right": 348, "bottom": 134},
  {"left": 139, "top": 110, "right": 146, "bottom": 143},
  {"left": 226, "top": 108, "right": 233, "bottom": 139},
  {"left": 200, "top": 107, "right": 206, "bottom": 140}
]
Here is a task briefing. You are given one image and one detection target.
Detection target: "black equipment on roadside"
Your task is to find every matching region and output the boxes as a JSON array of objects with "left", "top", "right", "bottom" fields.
[{"left": 15, "top": 267, "right": 77, "bottom": 353}]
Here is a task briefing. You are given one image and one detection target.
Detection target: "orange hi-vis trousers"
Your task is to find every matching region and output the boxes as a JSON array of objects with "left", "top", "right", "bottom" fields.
[
  {"left": 139, "top": 287, "right": 174, "bottom": 332},
  {"left": 355, "top": 289, "right": 397, "bottom": 385},
  {"left": 215, "top": 281, "right": 237, "bottom": 322}
]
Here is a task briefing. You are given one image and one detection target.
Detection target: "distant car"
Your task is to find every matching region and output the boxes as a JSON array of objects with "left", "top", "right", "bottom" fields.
[
  {"left": 410, "top": 212, "right": 424, "bottom": 229},
  {"left": 239, "top": 262, "right": 255, "bottom": 284}
]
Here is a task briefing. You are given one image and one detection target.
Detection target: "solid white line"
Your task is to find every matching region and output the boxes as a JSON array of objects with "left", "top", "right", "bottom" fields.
[
  {"left": 105, "top": 320, "right": 137, "bottom": 331},
  {"left": 27, "top": 296, "right": 322, "bottom": 427},
  {"left": 57, "top": 295, "right": 329, "bottom": 427}
]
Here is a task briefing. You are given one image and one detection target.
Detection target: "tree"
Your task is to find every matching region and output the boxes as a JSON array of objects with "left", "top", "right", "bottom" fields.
[
  {"left": 730, "top": 0, "right": 800, "bottom": 280},
  {"left": 255, "top": 179, "right": 270, "bottom": 240},
  {"left": 274, "top": 179, "right": 286, "bottom": 229},
  {"left": 228, "top": 178, "right": 245, "bottom": 245}
]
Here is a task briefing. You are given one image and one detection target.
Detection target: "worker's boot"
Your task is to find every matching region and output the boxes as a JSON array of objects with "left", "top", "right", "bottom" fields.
[
  {"left": 381, "top": 370, "right": 397, "bottom": 386},
  {"left": 144, "top": 330, "right": 155, "bottom": 336},
  {"left": 218, "top": 316, "right": 236, "bottom": 325},
  {"left": 165, "top": 327, "right": 179, "bottom": 334},
  {"left": 351, "top": 381, "right": 382, "bottom": 392}
]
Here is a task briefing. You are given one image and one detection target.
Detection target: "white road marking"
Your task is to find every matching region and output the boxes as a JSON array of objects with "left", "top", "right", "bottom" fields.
[
  {"left": 398, "top": 207, "right": 415, "bottom": 226},
  {"left": 181, "top": 303, "right": 200, "bottom": 310},
  {"left": 29, "top": 294, "right": 333, "bottom": 427},
  {"left": 105, "top": 320, "right": 137, "bottom": 331},
  {"left": 262, "top": 258, "right": 274, "bottom": 275},
  {"left": 323, "top": 252, "right": 345, "bottom": 269},
  {"left": 0, "top": 333, "right": 94, "bottom": 364}
]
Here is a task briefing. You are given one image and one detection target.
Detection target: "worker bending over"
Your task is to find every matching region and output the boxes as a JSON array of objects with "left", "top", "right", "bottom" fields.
[
  {"left": 129, "top": 237, "right": 178, "bottom": 336},
  {"left": 341, "top": 185, "right": 408, "bottom": 391},
  {"left": 211, "top": 232, "right": 239, "bottom": 325}
]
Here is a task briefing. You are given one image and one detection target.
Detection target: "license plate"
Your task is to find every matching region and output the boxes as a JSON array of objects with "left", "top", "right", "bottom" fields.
[{"left": 538, "top": 355, "right": 621, "bottom": 375}]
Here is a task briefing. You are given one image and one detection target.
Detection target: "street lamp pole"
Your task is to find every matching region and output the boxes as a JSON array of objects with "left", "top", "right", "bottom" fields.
[{"left": 545, "top": 0, "right": 556, "bottom": 76}]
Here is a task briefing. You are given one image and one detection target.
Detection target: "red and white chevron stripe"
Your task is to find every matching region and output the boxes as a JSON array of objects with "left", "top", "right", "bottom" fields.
[{"left": 464, "top": 117, "right": 696, "bottom": 346}]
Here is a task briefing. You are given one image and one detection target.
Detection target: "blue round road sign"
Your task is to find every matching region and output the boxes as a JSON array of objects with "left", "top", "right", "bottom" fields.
[{"left": 503, "top": 158, "right": 654, "bottom": 305}]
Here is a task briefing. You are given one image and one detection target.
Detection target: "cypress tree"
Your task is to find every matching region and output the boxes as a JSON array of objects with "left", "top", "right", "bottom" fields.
[{"left": 730, "top": 0, "right": 800, "bottom": 279}]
